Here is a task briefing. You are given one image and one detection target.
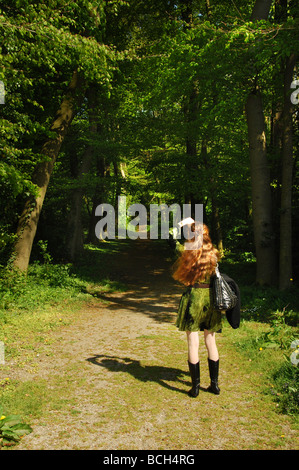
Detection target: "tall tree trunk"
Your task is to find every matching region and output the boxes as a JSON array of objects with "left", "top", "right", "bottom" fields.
[
  {"left": 86, "top": 156, "right": 110, "bottom": 244},
  {"left": 245, "top": 0, "right": 276, "bottom": 285},
  {"left": 279, "top": 53, "right": 297, "bottom": 289},
  {"left": 183, "top": 80, "right": 200, "bottom": 211},
  {"left": 211, "top": 198, "right": 223, "bottom": 253},
  {"left": 251, "top": 0, "right": 273, "bottom": 20},
  {"left": 200, "top": 140, "right": 223, "bottom": 249},
  {"left": 12, "top": 71, "right": 82, "bottom": 271},
  {"left": 181, "top": 0, "right": 200, "bottom": 212},
  {"left": 66, "top": 138, "right": 96, "bottom": 261},
  {"left": 245, "top": 89, "right": 276, "bottom": 284},
  {"left": 66, "top": 87, "right": 98, "bottom": 261}
]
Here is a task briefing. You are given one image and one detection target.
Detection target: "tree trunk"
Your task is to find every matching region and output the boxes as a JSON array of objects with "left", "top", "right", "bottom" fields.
[
  {"left": 250, "top": 0, "right": 272, "bottom": 20},
  {"left": 245, "top": 0, "right": 276, "bottom": 285},
  {"left": 66, "top": 140, "right": 96, "bottom": 261},
  {"left": 183, "top": 80, "right": 201, "bottom": 213},
  {"left": 245, "top": 89, "right": 277, "bottom": 285},
  {"left": 181, "top": 0, "right": 200, "bottom": 211},
  {"left": 279, "top": 53, "right": 297, "bottom": 290},
  {"left": 12, "top": 71, "right": 82, "bottom": 271},
  {"left": 211, "top": 197, "right": 223, "bottom": 253},
  {"left": 86, "top": 156, "right": 110, "bottom": 244},
  {"left": 66, "top": 87, "right": 98, "bottom": 261}
]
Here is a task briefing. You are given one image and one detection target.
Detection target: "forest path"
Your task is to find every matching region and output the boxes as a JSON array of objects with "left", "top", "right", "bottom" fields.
[{"left": 13, "top": 239, "right": 297, "bottom": 450}]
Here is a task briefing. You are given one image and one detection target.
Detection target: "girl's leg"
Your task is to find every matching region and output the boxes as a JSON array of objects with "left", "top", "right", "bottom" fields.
[
  {"left": 186, "top": 331, "right": 200, "bottom": 397},
  {"left": 186, "top": 331, "right": 199, "bottom": 363},
  {"left": 204, "top": 329, "right": 219, "bottom": 361},
  {"left": 204, "top": 329, "right": 220, "bottom": 394}
]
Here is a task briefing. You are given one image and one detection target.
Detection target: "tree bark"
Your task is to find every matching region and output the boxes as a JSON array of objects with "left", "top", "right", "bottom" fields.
[
  {"left": 66, "top": 138, "right": 96, "bottom": 261},
  {"left": 66, "top": 87, "right": 98, "bottom": 261},
  {"left": 211, "top": 197, "right": 223, "bottom": 253},
  {"left": 245, "top": 89, "right": 276, "bottom": 284},
  {"left": 86, "top": 156, "right": 110, "bottom": 244},
  {"left": 12, "top": 71, "right": 82, "bottom": 271},
  {"left": 182, "top": 77, "right": 202, "bottom": 214},
  {"left": 250, "top": 0, "right": 272, "bottom": 20},
  {"left": 181, "top": 0, "right": 200, "bottom": 212},
  {"left": 245, "top": 0, "right": 276, "bottom": 285},
  {"left": 279, "top": 53, "right": 297, "bottom": 290}
]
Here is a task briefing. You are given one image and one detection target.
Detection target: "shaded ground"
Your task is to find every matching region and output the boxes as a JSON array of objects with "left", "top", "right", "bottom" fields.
[{"left": 3, "top": 239, "right": 298, "bottom": 450}]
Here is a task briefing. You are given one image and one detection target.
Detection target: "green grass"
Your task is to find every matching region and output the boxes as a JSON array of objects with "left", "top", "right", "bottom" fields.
[{"left": 0, "top": 239, "right": 128, "bottom": 324}]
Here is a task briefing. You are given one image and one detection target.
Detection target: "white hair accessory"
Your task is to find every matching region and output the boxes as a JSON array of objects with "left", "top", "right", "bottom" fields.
[
  {"left": 178, "top": 217, "right": 194, "bottom": 227},
  {"left": 182, "top": 221, "right": 203, "bottom": 251}
]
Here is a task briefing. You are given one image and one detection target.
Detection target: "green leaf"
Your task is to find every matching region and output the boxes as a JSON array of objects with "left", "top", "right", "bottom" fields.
[
  {"left": 0, "top": 414, "right": 22, "bottom": 428},
  {"left": 1, "top": 428, "right": 20, "bottom": 442},
  {"left": 10, "top": 423, "right": 33, "bottom": 436},
  {"left": 264, "top": 342, "right": 280, "bottom": 349}
]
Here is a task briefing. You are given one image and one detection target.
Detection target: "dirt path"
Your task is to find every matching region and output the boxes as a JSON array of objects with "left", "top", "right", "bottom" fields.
[{"left": 7, "top": 239, "right": 298, "bottom": 450}]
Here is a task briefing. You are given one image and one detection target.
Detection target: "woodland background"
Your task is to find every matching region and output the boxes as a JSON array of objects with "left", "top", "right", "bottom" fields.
[
  {"left": 0, "top": 2, "right": 299, "bottom": 446},
  {"left": 0, "top": 0, "right": 298, "bottom": 289}
]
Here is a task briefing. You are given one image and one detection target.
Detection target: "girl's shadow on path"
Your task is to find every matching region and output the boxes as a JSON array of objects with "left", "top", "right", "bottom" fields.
[{"left": 86, "top": 354, "right": 191, "bottom": 395}]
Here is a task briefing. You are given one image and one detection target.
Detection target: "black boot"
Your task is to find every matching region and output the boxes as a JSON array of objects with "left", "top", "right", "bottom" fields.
[
  {"left": 188, "top": 361, "right": 200, "bottom": 397},
  {"left": 207, "top": 358, "right": 220, "bottom": 395}
]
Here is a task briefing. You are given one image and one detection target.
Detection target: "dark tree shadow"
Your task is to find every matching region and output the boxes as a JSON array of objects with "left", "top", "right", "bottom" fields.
[
  {"left": 89, "top": 289, "right": 179, "bottom": 324},
  {"left": 86, "top": 354, "right": 192, "bottom": 395}
]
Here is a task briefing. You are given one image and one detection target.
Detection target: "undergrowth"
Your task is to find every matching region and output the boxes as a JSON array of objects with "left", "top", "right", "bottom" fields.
[
  {"left": 0, "top": 240, "right": 127, "bottom": 314},
  {"left": 231, "top": 309, "right": 298, "bottom": 419},
  {"left": 220, "top": 256, "right": 299, "bottom": 419}
]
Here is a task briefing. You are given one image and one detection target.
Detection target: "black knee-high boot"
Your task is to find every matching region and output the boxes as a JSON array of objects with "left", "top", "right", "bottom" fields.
[
  {"left": 188, "top": 361, "right": 200, "bottom": 397},
  {"left": 207, "top": 358, "right": 220, "bottom": 395}
]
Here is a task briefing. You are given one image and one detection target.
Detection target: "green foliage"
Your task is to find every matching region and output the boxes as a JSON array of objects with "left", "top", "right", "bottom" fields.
[
  {"left": 0, "top": 0, "right": 298, "bottom": 268},
  {"left": 0, "top": 260, "right": 87, "bottom": 312},
  {"left": 257, "top": 310, "right": 298, "bottom": 350},
  {"left": 0, "top": 404, "right": 32, "bottom": 447},
  {"left": 270, "top": 358, "right": 299, "bottom": 417},
  {"left": 241, "top": 284, "right": 299, "bottom": 326},
  {"left": 0, "top": 266, "right": 28, "bottom": 310},
  {"left": 0, "top": 0, "right": 116, "bottom": 262},
  {"left": 0, "top": 241, "right": 127, "bottom": 313},
  {"left": 231, "top": 315, "right": 298, "bottom": 419},
  {"left": 231, "top": 277, "right": 299, "bottom": 419}
]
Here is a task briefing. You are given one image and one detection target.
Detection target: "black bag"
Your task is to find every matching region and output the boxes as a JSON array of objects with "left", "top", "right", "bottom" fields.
[
  {"left": 222, "top": 274, "right": 241, "bottom": 329},
  {"left": 212, "top": 264, "right": 238, "bottom": 311}
]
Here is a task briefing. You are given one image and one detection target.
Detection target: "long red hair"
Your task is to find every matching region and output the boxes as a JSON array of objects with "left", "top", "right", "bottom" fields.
[{"left": 172, "top": 223, "right": 220, "bottom": 286}]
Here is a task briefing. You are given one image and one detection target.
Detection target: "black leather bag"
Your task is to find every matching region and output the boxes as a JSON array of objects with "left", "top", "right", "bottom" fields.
[{"left": 212, "top": 264, "right": 238, "bottom": 311}]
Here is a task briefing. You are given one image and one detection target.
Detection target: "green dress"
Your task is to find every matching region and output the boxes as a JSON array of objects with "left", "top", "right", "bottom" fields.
[{"left": 176, "top": 283, "right": 222, "bottom": 333}]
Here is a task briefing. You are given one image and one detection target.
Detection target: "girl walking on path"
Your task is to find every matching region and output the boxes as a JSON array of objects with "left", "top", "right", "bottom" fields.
[{"left": 173, "top": 222, "right": 222, "bottom": 398}]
